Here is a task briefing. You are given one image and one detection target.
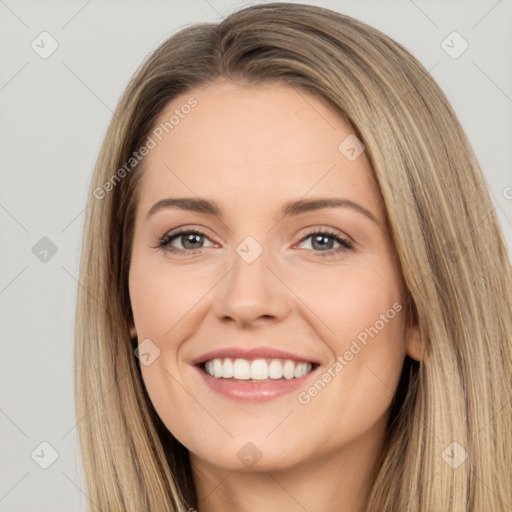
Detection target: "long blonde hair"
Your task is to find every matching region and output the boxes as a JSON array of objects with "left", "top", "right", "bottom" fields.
[{"left": 75, "top": 3, "right": 512, "bottom": 510}]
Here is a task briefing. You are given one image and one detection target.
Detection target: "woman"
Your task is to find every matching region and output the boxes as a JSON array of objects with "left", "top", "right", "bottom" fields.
[{"left": 74, "top": 3, "right": 512, "bottom": 511}]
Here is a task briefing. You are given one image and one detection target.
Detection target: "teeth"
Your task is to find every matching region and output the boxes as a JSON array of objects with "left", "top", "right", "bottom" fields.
[
  {"left": 268, "top": 359, "right": 283, "bottom": 379},
  {"left": 283, "top": 360, "right": 295, "bottom": 380},
  {"left": 223, "top": 358, "right": 234, "bottom": 378},
  {"left": 213, "top": 359, "right": 223, "bottom": 378},
  {"left": 233, "top": 359, "right": 250, "bottom": 379},
  {"left": 251, "top": 359, "right": 269, "bottom": 380},
  {"left": 203, "top": 358, "right": 313, "bottom": 380}
]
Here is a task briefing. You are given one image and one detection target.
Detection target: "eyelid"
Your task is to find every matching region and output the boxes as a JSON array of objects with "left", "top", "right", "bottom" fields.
[
  {"left": 294, "top": 225, "right": 354, "bottom": 245},
  {"left": 163, "top": 224, "right": 215, "bottom": 239},
  {"left": 293, "top": 228, "right": 354, "bottom": 256},
  {"left": 160, "top": 225, "right": 216, "bottom": 249}
]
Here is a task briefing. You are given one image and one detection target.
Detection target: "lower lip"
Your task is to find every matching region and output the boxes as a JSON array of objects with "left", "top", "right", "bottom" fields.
[{"left": 194, "top": 365, "right": 318, "bottom": 402}]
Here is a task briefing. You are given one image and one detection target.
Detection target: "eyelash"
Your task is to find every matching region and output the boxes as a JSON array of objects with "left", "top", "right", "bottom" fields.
[{"left": 154, "top": 227, "right": 354, "bottom": 258}]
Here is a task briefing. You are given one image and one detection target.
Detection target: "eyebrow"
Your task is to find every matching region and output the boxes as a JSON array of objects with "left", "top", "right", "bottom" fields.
[{"left": 146, "top": 197, "right": 378, "bottom": 224}]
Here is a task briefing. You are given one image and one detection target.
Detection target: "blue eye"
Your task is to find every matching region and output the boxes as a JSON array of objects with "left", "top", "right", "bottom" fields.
[
  {"left": 158, "top": 229, "right": 213, "bottom": 254},
  {"left": 155, "top": 228, "right": 353, "bottom": 257},
  {"left": 296, "top": 230, "right": 353, "bottom": 257}
]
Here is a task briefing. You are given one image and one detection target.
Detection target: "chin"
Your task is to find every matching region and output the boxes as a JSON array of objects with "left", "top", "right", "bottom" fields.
[{"left": 190, "top": 440, "right": 307, "bottom": 473}]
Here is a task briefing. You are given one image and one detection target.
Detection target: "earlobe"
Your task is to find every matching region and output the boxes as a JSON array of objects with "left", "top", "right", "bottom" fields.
[
  {"left": 405, "top": 324, "right": 424, "bottom": 362},
  {"left": 129, "top": 322, "right": 137, "bottom": 340}
]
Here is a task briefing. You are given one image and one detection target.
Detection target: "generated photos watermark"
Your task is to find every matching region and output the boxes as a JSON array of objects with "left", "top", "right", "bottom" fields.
[
  {"left": 93, "top": 96, "right": 198, "bottom": 200},
  {"left": 297, "top": 301, "right": 403, "bottom": 405}
]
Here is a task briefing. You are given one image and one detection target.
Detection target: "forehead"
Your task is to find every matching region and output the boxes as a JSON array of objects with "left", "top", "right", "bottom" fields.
[{"left": 136, "top": 79, "right": 379, "bottom": 216}]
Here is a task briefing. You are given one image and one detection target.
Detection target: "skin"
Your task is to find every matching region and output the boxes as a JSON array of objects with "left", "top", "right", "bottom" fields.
[{"left": 128, "top": 78, "right": 423, "bottom": 512}]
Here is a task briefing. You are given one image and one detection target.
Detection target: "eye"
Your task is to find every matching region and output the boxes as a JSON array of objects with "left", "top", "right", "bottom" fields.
[
  {"left": 153, "top": 227, "right": 353, "bottom": 257},
  {"left": 296, "top": 229, "right": 353, "bottom": 257},
  {"left": 156, "top": 227, "right": 215, "bottom": 255}
]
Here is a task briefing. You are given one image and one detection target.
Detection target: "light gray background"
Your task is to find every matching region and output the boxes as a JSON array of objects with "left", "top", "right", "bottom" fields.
[{"left": 1, "top": 0, "right": 511, "bottom": 510}]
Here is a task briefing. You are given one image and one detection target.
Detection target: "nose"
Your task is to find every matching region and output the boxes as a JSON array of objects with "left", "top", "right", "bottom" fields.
[{"left": 213, "top": 244, "right": 293, "bottom": 328}]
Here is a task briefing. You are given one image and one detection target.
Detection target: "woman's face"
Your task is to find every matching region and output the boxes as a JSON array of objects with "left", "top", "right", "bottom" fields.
[{"left": 128, "top": 79, "right": 420, "bottom": 472}]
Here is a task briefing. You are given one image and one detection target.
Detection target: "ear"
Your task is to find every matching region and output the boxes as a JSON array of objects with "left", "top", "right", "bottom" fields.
[
  {"left": 405, "top": 322, "right": 424, "bottom": 362},
  {"left": 129, "top": 319, "right": 137, "bottom": 340}
]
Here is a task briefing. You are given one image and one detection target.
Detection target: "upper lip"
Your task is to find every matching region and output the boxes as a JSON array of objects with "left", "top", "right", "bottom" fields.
[{"left": 191, "top": 347, "right": 320, "bottom": 366}]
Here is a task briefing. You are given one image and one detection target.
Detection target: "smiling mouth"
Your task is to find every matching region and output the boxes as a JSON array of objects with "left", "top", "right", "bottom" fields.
[{"left": 200, "top": 357, "right": 318, "bottom": 381}]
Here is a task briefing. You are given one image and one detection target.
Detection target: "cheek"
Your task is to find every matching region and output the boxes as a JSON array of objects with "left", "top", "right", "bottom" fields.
[
  {"left": 129, "top": 260, "right": 214, "bottom": 339},
  {"left": 296, "top": 312, "right": 406, "bottom": 451},
  {"left": 338, "top": 275, "right": 406, "bottom": 394},
  {"left": 296, "top": 262, "right": 407, "bottom": 423},
  {"left": 128, "top": 262, "right": 216, "bottom": 434},
  {"left": 288, "top": 257, "right": 404, "bottom": 351}
]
